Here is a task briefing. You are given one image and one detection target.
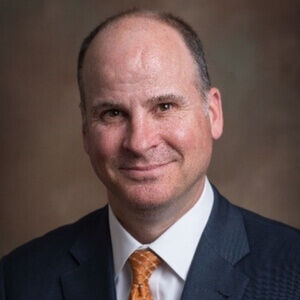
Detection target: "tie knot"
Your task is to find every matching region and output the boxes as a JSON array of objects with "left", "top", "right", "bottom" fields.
[{"left": 129, "top": 249, "right": 161, "bottom": 284}]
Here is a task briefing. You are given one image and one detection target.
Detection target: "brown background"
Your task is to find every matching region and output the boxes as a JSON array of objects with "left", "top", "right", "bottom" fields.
[{"left": 1, "top": 0, "right": 299, "bottom": 257}]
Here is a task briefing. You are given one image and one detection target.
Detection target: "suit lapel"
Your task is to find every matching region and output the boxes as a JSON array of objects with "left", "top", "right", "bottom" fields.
[
  {"left": 60, "top": 206, "right": 116, "bottom": 300},
  {"left": 181, "top": 188, "right": 250, "bottom": 299}
]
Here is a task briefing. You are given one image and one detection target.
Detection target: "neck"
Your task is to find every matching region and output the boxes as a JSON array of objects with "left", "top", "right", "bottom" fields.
[{"left": 108, "top": 179, "right": 205, "bottom": 244}]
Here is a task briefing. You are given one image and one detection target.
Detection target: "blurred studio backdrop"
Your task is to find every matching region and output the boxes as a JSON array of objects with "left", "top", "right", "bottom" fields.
[{"left": 1, "top": 0, "right": 299, "bottom": 256}]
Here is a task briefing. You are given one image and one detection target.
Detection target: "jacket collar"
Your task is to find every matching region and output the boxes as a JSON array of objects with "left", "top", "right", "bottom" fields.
[
  {"left": 60, "top": 207, "right": 116, "bottom": 300},
  {"left": 181, "top": 187, "right": 250, "bottom": 299}
]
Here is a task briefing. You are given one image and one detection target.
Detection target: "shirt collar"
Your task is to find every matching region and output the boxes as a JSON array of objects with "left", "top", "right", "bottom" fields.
[{"left": 109, "top": 177, "right": 214, "bottom": 281}]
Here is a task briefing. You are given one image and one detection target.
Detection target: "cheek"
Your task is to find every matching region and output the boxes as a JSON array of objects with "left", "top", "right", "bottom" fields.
[
  {"left": 166, "top": 117, "right": 211, "bottom": 154},
  {"left": 87, "top": 126, "right": 123, "bottom": 160}
]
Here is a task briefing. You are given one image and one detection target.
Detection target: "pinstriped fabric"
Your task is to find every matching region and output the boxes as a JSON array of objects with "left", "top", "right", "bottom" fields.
[{"left": 128, "top": 249, "right": 161, "bottom": 300}]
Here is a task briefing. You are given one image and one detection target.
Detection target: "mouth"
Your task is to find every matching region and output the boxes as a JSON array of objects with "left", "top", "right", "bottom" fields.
[{"left": 119, "top": 162, "right": 173, "bottom": 180}]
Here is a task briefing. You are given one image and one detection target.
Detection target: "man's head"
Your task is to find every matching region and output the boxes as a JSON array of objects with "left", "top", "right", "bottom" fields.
[{"left": 78, "top": 10, "right": 223, "bottom": 224}]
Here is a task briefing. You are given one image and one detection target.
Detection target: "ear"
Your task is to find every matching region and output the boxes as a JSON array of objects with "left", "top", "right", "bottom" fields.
[
  {"left": 207, "top": 87, "right": 223, "bottom": 140},
  {"left": 80, "top": 103, "right": 90, "bottom": 154}
]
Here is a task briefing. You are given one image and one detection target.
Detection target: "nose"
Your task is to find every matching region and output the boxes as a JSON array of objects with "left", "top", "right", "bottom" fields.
[{"left": 122, "top": 114, "right": 159, "bottom": 155}]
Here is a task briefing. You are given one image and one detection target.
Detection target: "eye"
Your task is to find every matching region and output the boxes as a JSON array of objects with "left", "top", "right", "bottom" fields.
[
  {"left": 100, "top": 109, "right": 125, "bottom": 123},
  {"left": 158, "top": 103, "right": 173, "bottom": 111},
  {"left": 105, "top": 109, "right": 121, "bottom": 117}
]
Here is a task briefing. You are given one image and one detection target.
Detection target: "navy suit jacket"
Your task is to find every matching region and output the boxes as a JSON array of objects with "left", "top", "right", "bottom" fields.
[{"left": 1, "top": 187, "right": 300, "bottom": 299}]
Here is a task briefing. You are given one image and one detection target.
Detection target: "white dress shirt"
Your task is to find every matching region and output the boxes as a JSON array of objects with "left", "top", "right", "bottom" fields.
[{"left": 109, "top": 177, "right": 214, "bottom": 300}]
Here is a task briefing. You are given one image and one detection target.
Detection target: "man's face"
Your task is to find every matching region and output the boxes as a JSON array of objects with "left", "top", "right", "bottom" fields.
[{"left": 81, "top": 17, "right": 223, "bottom": 215}]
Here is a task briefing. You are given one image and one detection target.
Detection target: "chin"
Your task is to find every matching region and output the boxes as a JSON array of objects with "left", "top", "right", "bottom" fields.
[{"left": 111, "top": 182, "right": 176, "bottom": 212}]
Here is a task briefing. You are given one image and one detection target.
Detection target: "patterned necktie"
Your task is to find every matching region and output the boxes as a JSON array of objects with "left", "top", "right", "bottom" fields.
[{"left": 128, "top": 249, "right": 161, "bottom": 300}]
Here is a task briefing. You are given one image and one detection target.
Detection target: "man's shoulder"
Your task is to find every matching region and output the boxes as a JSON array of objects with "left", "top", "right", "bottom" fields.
[
  {"left": 1, "top": 206, "right": 108, "bottom": 271},
  {"left": 221, "top": 198, "right": 300, "bottom": 297},
  {"left": 1, "top": 207, "right": 110, "bottom": 298},
  {"left": 237, "top": 204, "right": 300, "bottom": 254},
  {"left": 223, "top": 194, "right": 300, "bottom": 266},
  {"left": 214, "top": 189, "right": 300, "bottom": 252},
  {"left": 212, "top": 187, "right": 300, "bottom": 262}
]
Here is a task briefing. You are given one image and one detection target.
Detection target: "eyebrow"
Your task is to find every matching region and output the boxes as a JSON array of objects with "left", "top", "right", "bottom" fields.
[{"left": 146, "top": 94, "right": 185, "bottom": 106}]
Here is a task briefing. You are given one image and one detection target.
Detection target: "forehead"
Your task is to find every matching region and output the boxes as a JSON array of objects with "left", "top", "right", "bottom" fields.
[{"left": 81, "top": 16, "right": 198, "bottom": 98}]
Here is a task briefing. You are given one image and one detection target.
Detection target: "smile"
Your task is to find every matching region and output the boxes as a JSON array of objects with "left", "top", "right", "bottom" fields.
[{"left": 119, "top": 162, "right": 173, "bottom": 179}]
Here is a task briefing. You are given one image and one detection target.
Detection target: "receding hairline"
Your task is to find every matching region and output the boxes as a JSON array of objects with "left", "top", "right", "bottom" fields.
[
  {"left": 83, "top": 13, "right": 197, "bottom": 63},
  {"left": 78, "top": 9, "right": 211, "bottom": 110},
  {"left": 82, "top": 14, "right": 200, "bottom": 85},
  {"left": 94, "top": 10, "right": 179, "bottom": 36},
  {"left": 88, "top": 13, "right": 192, "bottom": 48}
]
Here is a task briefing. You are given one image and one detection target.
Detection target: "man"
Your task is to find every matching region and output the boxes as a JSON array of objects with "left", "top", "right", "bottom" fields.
[{"left": 1, "top": 9, "right": 299, "bottom": 300}]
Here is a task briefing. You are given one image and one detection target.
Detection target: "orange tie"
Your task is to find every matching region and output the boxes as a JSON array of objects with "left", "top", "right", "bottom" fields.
[{"left": 128, "top": 249, "right": 161, "bottom": 300}]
